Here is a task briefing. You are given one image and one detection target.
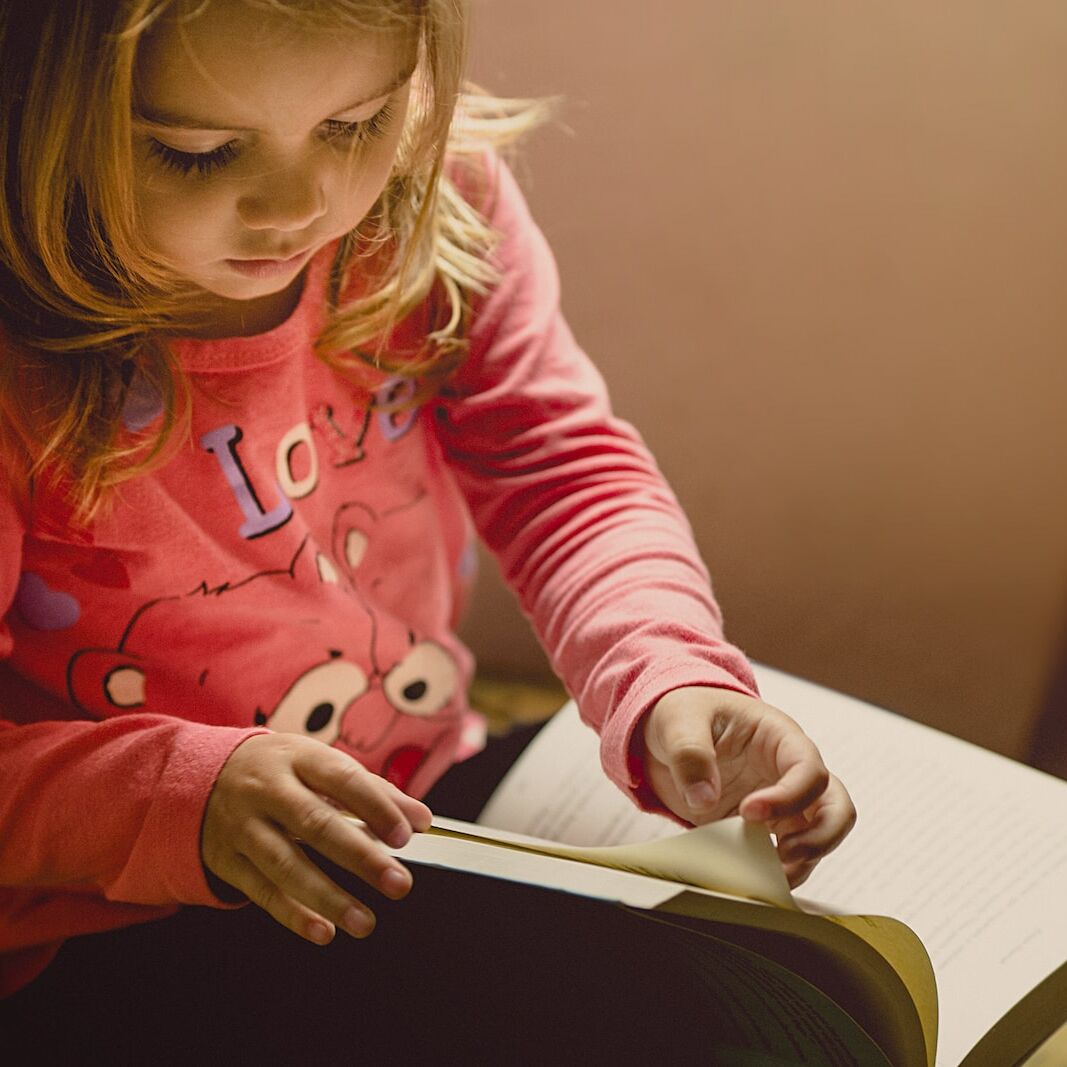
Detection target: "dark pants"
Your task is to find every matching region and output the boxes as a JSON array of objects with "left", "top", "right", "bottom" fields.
[{"left": 0, "top": 729, "right": 719, "bottom": 1065}]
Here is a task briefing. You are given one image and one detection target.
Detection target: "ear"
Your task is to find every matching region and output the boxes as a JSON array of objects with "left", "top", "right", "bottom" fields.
[
  {"left": 287, "top": 533, "right": 342, "bottom": 587},
  {"left": 67, "top": 648, "right": 150, "bottom": 718},
  {"left": 331, "top": 502, "right": 377, "bottom": 578}
]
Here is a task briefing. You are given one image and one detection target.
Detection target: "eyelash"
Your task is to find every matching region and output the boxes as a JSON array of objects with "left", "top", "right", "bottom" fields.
[
  {"left": 147, "top": 101, "right": 398, "bottom": 177},
  {"left": 322, "top": 102, "right": 397, "bottom": 146},
  {"left": 148, "top": 139, "right": 239, "bottom": 177}
]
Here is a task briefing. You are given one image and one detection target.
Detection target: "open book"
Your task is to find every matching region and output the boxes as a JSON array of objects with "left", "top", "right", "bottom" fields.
[{"left": 387, "top": 665, "right": 1067, "bottom": 1067}]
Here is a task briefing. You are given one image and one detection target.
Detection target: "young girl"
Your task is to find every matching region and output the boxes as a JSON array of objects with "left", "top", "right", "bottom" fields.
[{"left": 0, "top": 0, "right": 854, "bottom": 1056}]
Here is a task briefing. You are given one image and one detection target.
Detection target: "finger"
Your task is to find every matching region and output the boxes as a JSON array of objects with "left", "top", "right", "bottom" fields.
[
  {"left": 240, "top": 820, "right": 386, "bottom": 939},
  {"left": 777, "top": 815, "right": 851, "bottom": 867},
  {"left": 645, "top": 703, "right": 722, "bottom": 814},
  {"left": 220, "top": 850, "right": 355, "bottom": 945},
  {"left": 777, "top": 777, "right": 857, "bottom": 864},
  {"left": 265, "top": 783, "right": 416, "bottom": 901},
  {"left": 295, "top": 747, "right": 424, "bottom": 849},
  {"left": 319, "top": 780, "right": 433, "bottom": 834},
  {"left": 782, "top": 857, "right": 819, "bottom": 889},
  {"left": 767, "top": 812, "right": 811, "bottom": 839},
  {"left": 738, "top": 750, "right": 830, "bottom": 823},
  {"left": 385, "top": 780, "right": 434, "bottom": 834}
]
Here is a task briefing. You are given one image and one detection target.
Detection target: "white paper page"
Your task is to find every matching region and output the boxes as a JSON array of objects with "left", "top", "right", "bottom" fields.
[
  {"left": 478, "top": 700, "right": 683, "bottom": 846},
  {"left": 757, "top": 666, "right": 1067, "bottom": 1067}
]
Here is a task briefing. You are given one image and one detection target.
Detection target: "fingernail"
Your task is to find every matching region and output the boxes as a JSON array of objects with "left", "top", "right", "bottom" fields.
[
  {"left": 683, "top": 782, "right": 717, "bottom": 810},
  {"left": 307, "top": 919, "right": 334, "bottom": 946},
  {"left": 342, "top": 907, "right": 374, "bottom": 938},
  {"left": 744, "top": 797, "right": 773, "bottom": 821},
  {"left": 380, "top": 867, "right": 412, "bottom": 898}
]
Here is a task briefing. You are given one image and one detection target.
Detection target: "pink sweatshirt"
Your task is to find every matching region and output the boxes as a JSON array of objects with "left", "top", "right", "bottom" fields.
[{"left": 0, "top": 158, "right": 757, "bottom": 995}]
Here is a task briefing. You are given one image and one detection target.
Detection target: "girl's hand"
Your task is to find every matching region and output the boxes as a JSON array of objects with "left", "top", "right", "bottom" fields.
[
  {"left": 202, "top": 733, "right": 432, "bottom": 945},
  {"left": 642, "top": 686, "right": 856, "bottom": 887}
]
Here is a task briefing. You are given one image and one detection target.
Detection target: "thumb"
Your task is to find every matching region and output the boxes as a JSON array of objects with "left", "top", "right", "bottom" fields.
[{"left": 644, "top": 692, "right": 722, "bottom": 816}]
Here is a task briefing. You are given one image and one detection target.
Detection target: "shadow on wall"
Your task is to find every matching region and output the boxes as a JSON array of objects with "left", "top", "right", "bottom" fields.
[
  {"left": 1030, "top": 619, "right": 1067, "bottom": 777},
  {"left": 458, "top": 0, "right": 1067, "bottom": 766}
]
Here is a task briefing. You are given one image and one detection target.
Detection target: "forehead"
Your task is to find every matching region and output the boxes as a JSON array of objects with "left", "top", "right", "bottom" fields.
[{"left": 135, "top": 1, "right": 417, "bottom": 129}]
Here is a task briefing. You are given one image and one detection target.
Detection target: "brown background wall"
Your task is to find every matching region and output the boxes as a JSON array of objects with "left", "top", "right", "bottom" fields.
[{"left": 459, "top": 1, "right": 1067, "bottom": 761}]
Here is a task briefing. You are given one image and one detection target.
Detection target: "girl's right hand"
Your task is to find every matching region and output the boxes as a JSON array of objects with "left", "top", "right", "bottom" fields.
[{"left": 202, "top": 733, "right": 432, "bottom": 945}]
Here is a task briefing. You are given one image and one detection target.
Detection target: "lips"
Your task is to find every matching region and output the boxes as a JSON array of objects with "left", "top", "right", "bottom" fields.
[
  {"left": 225, "top": 247, "right": 314, "bottom": 278},
  {"left": 241, "top": 247, "right": 309, "bottom": 263}
]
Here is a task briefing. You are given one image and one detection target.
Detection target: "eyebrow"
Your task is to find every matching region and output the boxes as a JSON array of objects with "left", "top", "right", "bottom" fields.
[{"left": 134, "top": 68, "right": 414, "bottom": 131}]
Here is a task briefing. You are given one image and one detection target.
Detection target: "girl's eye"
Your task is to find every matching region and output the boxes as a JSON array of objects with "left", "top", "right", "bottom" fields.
[
  {"left": 143, "top": 98, "right": 397, "bottom": 178},
  {"left": 322, "top": 101, "right": 398, "bottom": 146},
  {"left": 148, "top": 138, "right": 239, "bottom": 177}
]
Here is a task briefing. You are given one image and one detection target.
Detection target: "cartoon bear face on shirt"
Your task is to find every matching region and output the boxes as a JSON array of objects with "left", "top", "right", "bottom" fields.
[{"left": 64, "top": 535, "right": 465, "bottom": 792}]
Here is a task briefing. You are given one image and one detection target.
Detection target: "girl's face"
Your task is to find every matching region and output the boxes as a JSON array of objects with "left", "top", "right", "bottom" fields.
[{"left": 132, "top": 2, "right": 417, "bottom": 336}]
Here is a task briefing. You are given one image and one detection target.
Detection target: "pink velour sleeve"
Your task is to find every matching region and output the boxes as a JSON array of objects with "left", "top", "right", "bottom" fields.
[
  {"left": 437, "top": 158, "right": 759, "bottom": 809},
  {"left": 0, "top": 491, "right": 267, "bottom": 983}
]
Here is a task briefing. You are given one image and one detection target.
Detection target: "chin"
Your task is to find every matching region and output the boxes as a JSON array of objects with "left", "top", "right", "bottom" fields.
[{"left": 201, "top": 269, "right": 302, "bottom": 302}]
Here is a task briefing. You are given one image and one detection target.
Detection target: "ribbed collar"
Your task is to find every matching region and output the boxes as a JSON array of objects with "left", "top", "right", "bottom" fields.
[{"left": 169, "top": 243, "right": 334, "bottom": 374}]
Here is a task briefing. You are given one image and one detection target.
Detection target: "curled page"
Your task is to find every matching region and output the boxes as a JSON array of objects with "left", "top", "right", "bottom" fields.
[{"left": 429, "top": 815, "right": 795, "bottom": 908}]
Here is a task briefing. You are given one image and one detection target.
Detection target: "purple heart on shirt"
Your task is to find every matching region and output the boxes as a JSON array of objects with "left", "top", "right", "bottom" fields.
[
  {"left": 121, "top": 373, "right": 164, "bottom": 431},
  {"left": 15, "top": 572, "right": 82, "bottom": 631},
  {"left": 375, "top": 377, "right": 419, "bottom": 442}
]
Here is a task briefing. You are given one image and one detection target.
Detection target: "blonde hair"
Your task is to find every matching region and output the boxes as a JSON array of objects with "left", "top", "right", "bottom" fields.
[{"left": 0, "top": 0, "right": 549, "bottom": 520}]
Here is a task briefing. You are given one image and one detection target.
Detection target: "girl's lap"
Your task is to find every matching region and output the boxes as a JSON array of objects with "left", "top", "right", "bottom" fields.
[
  {"left": 1, "top": 863, "right": 710, "bottom": 1065},
  {"left": 0, "top": 731, "right": 714, "bottom": 1064}
]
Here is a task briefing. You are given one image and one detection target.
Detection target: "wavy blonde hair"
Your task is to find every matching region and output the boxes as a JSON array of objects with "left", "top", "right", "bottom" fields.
[{"left": 0, "top": 0, "right": 549, "bottom": 520}]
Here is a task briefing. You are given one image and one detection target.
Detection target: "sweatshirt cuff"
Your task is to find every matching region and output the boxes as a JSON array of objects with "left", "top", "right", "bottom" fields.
[{"left": 110, "top": 724, "right": 270, "bottom": 908}]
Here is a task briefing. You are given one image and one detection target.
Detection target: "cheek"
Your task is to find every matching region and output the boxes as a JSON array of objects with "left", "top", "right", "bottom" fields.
[
  {"left": 336, "top": 160, "right": 391, "bottom": 228},
  {"left": 333, "top": 105, "right": 410, "bottom": 226},
  {"left": 133, "top": 170, "right": 234, "bottom": 262}
]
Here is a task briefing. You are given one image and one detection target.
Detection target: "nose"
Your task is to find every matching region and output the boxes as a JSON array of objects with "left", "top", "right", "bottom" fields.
[{"left": 237, "top": 157, "right": 328, "bottom": 232}]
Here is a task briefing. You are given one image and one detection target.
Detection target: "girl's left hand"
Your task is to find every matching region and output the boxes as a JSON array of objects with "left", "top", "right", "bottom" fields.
[{"left": 642, "top": 686, "right": 856, "bottom": 887}]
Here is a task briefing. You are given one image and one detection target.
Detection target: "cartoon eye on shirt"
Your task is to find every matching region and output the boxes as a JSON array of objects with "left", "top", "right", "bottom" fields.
[
  {"left": 255, "top": 653, "right": 369, "bottom": 746},
  {"left": 254, "top": 639, "right": 458, "bottom": 747},
  {"left": 382, "top": 640, "right": 458, "bottom": 718},
  {"left": 103, "top": 665, "right": 148, "bottom": 709}
]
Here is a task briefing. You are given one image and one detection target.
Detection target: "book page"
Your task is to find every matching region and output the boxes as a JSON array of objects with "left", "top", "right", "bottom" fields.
[
  {"left": 479, "top": 707, "right": 681, "bottom": 846},
  {"left": 625, "top": 910, "right": 897, "bottom": 1067},
  {"left": 757, "top": 667, "right": 1067, "bottom": 1067},
  {"left": 391, "top": 825, "right": 694, "bottom": 910},
  {"left": 431, "top": 815, "right": 794, "bottom": 907}
]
